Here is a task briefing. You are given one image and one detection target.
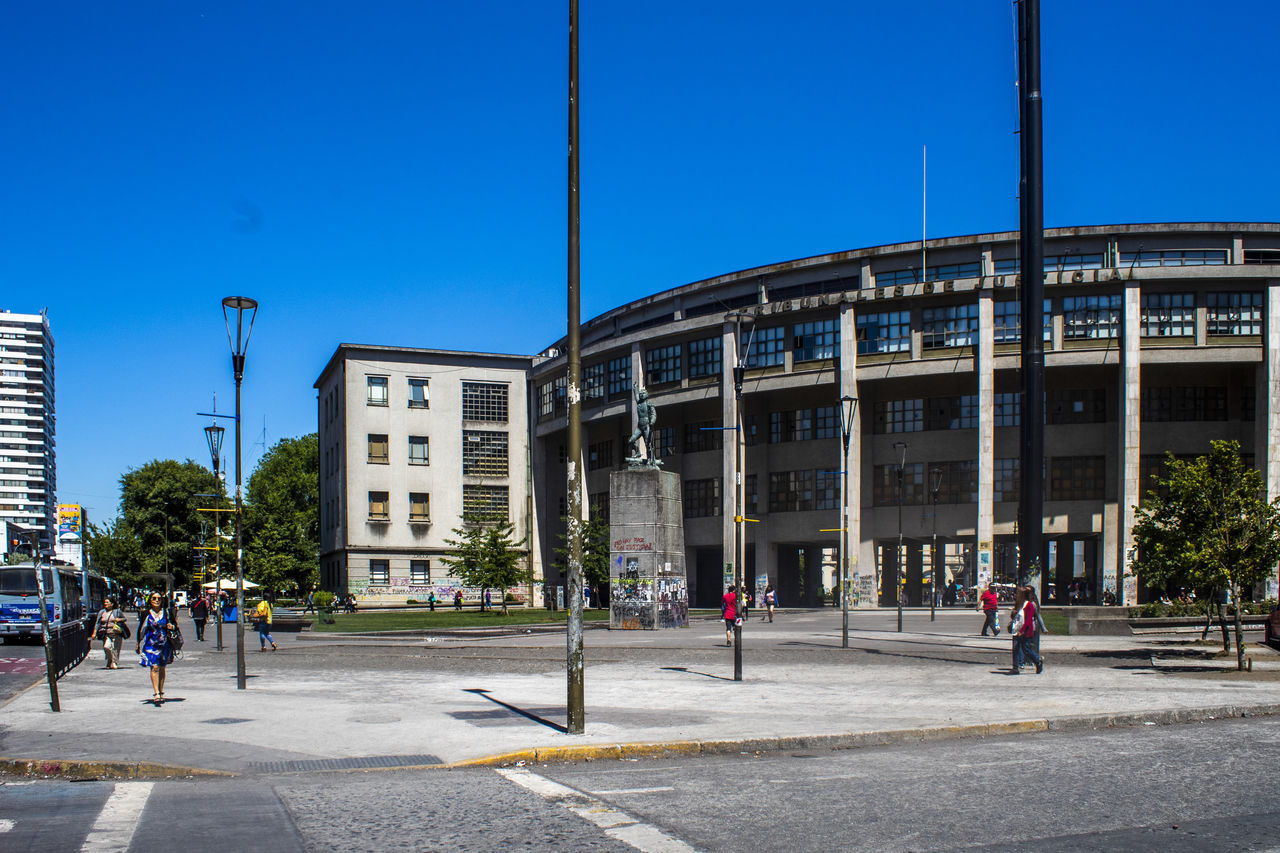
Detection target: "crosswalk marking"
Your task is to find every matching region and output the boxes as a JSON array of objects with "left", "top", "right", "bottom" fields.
[{"left": 80, "top": 782, "right": 153, "bottom": 852}]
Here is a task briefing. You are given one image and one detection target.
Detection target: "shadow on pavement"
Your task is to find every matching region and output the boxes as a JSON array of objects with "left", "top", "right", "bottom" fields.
[
  {"left": 463, "top": 688, "right": 567, "bottom": 733},
  {"left": 660, "top": 666, "right": 735, "bottom": 682}
]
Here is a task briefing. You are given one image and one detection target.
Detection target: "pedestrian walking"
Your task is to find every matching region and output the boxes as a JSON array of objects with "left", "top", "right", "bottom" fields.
[
  {"left": 254, "top": 599, "right": 277, "bottom": 651},
  {"left": 484, "top": 589, "right": 492, "bottom": 611},
  {"left": 1009, "top": 586, "right": 1044, "bottom": 675},
  {"left": 190, "top": 593, "right": 209, "bottom": 642},
  {"left": 427, "top": 592, "right": 437, "bottom": 611},
  {"left": 721, "top": 585, "right": 737, "bottom": 646},
  {"left": 454, "top": 590, "right": 463, "bottom": 611},
  {"left": 135, "top": 592, "right": 174, "bottom": 705},
  {"left": 94, "top": 595, "right": 127, "bottom": 669},
  {"left": 763, "top": 585, "right": 776, "bottom": 622},
  {"left": 303, "top": 590, "right": 315, "bottom": 614},
  {"left": 741, "top": 588, "right": 752, "bottom": 621},
  {"left": 978, "top": 584, "right": 1001, "bottom": 636}
]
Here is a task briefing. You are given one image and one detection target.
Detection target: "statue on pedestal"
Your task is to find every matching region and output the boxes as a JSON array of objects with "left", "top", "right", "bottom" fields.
[{"left": 625, "top": 382, "right": 660, "bottom": 469}]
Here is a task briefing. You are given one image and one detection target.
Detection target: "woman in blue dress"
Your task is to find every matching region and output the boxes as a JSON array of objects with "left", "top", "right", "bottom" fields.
[{"left": 135, "top": 592, "right": 174, "bottom": 705}]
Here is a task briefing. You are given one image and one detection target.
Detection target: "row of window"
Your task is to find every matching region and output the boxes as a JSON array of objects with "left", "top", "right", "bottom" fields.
[
  {"left": 363, "top": 431, "right": 510, "bottom": 475},
  {"left": 363, "top": 377, "right": 509, "bottom": 423},
  {"left": 365, "top": 486, "right": 511, "bottom": 524},
  {"left": 364, "top": 376, "right": 430, "bottom": 409},
  {"left": 871, "top": 456, "right": 1105, "bottom": 505},
  {"left": 368, "top": 559, "right": 433, "bottom": 585},
  {"left": 367, "top": 491, "right": 432, "bottom": 522}
]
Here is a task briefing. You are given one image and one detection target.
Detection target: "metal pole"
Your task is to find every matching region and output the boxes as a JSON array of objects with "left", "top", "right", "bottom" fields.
[
  {"left": 896, "top": 456, "right": 904, "bottom": 633},
  {"left": 1017, "top": 0, "right": 1044, "bottom": 589},
  {"left": 839, "top": 400, "right": 853, "bottom": 649},
  {"left": 733, "top": 316, "right": 744, "bottom": 681},
  {"left": 234, "top": 368, "right": 246, "bottom": 689},
  {"left": 30, "top": 533, "right": 59, "bottom": 711},
  {"left": 565, "top": 0, "right": 585, "bottom": 735},
  {"left": 930, "top": 470, "right": 940, "bottom": 622}
]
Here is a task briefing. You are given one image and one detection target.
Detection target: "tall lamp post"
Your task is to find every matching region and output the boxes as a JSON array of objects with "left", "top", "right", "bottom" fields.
[
  {"left": 837, "top": 395, "right": 858, "bottom": 649},
  {"left": 204, "top": 421, "right": 225, "bottom": 651},
  {"left": 929, "top": 465, "right": 943, "bottom": 622},
  {"left": 893, "top": 441, "right": 908, "bottom": 632},
  {"left": 222, "top": 296, "right": 257, "bottom": 690},
  {"left": 728, "top": 310, "right": 754, "bottom": 682}
]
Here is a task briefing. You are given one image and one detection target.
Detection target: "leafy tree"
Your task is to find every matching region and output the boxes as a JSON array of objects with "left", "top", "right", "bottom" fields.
[
  {"left": 119, "top": 459, "right": 222, "bottom": 591},
  {"left": 440, "top": 516, "right": 532, "bottom": 614},
  {"left": 86, "top": 519, "right": 146, "bottom": 588},
  {"left": 245, "top": 434, "right": 319, "bottom": 596},
  {"left": 1131, "top": 440, "right": 1280, "bottom": 670},
  {"left": 554, "top": 507, "right": 611, "bottom": 606}
]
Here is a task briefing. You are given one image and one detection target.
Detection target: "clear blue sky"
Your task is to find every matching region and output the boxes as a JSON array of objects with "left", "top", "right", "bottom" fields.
[{"left": 3, "top": 1, "right": 1276, "bottom": 523}]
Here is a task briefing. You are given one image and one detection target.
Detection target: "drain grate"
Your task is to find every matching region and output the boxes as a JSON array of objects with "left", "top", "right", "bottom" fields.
[
  {"left": 202, "top": 717, "right": 253, "bottom": 725},
  {"left": 250, "top": 754, "right": 443, "bottom": 773}
]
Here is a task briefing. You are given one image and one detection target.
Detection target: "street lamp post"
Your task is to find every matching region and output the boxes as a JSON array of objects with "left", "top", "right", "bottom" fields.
[
  {"left": 893, "top": 441, "right": 908, "bottom": 633},
  {"left": 838, "top": 395, "right": 858, "bottom": 649},
  {"left": 204, "top": 421, "right": 225, "bottom": 652},
  {"left": 221, "top": 296, "right": 257, "bottom": 691},
  {"left": 929, "top": 465, "right": 943, "bottom": 622},
  {"left": 728, "top": 310, "right": 754, "bottom": 682}
]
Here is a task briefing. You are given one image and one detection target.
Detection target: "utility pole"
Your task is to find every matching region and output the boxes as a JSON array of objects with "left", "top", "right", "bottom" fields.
[
  {"left": 25, "top": 529, "right": 59, "bottom": 711},
  {"left": 565, "top": 0, "right": 585, "bottom": 735}
]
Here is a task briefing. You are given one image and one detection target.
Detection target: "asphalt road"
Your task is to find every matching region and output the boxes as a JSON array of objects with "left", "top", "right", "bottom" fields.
[{"left": 3, "top": 715, "right": 1278, "bottom": 852}]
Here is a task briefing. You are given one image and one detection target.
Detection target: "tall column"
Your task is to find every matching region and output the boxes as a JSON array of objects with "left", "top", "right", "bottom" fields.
[
  {"left": 1118, "top": 281, "right": 1142, "bottom": 605},
  {"left": 839, "top": 303, "right": 870, "bottom": 607},
  {"left": 1262, "top": 283, "right": 1280, "bottom": 598},
  {"left": 976, "top": 292, "right": 995, "bottom": 590},
  {"left": 721, "top": 323, "right": 738, "bottom": 592}
]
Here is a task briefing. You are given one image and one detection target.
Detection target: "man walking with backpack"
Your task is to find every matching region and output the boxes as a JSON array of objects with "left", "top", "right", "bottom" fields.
[
  {"left": 979, "top": 584, "right": 1001, "bottom": 636},
  {"left": 190, "top": 592, "right": 209, "bottom": 642}
]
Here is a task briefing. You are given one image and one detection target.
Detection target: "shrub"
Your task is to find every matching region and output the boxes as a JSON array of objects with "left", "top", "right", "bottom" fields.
[
  {"left": 406, "top": 599, "right": 418, "bottom": 605},
  {"left": 313, "top": 591, "right": 335, "bottom": 610}
]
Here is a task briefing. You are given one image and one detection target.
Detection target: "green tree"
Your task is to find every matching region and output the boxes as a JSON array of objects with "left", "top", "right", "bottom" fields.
[
  {"left": 1131, "top": 440, "right": 1280, "bottom": 670},
  {"left": 440, "top": 516, "right": 532, "bottom": 614},
  {"left": 244, "top": 434, "right": 319, "bottom": 596},
  {"left": 119, "top": 459, "right": 222, "bottom": 591},
  {"left": 554, "top": 507, "right": 611, "bottom": 606},
  {"left": 85, "top": 519, "right": 146, "bottom": 588}
]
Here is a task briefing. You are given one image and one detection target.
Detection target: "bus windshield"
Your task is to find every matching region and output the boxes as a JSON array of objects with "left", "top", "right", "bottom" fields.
[{"left": 0, "top": 567, "right": 54, "bottom": 596}]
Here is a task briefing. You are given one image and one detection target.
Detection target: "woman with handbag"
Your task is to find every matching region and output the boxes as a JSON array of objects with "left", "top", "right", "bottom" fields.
[
  {"left": 93, "top": 596, "right": 128, "bottom": 669},
  {"left": 135, "top": 592, "right": 174, "bottom": 705},
  {"left": 1009, "top": 586, "right": 1044, "bottom": 675}
]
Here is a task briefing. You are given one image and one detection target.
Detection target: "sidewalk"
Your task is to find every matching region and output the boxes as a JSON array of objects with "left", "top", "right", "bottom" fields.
[{"left": 2, "top": 609, "right": 1278, "bottom": 778}]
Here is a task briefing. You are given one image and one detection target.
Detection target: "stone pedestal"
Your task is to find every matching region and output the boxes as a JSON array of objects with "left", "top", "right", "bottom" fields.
[{"left": 609, "top": 468, "right": 688, "bottom": 629}]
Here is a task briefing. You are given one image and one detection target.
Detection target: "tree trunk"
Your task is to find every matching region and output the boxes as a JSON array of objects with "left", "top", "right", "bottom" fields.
[{"left": 1232, "top": 580, "right": 1245, "bottom": 671}]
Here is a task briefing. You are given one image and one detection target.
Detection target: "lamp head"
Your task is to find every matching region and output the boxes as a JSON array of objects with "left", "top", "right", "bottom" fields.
[
  {"left": 204, "top": 423, "right": 225, "bottom": 474},
  {"left": 221, "top": 296, "right": 259, "bottom": 377}
]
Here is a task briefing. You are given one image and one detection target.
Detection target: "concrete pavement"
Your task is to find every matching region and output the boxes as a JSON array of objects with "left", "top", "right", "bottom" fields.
[{"left": 1, "top": 608, "right": 1278, "bottom": 778}]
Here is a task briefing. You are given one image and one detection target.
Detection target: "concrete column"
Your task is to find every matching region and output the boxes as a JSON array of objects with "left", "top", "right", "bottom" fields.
[
  {"left": 838, "top": 303, "right": 869, "bottom": 607},
  {"left": 1119, "top": 281, "right": 1142, "bottom": 605},
  {"left": 721, "top": 322, "right": 738, "bottom": 595},
  {"left": 1263, "top": 283, "right": 1280, "bottom": 598},
  {"left": 976, "top": 292, "right": 995, "bottom": 589},
  {"left": 1233, "top": 234, "right": 1245, "bottom": 265}
]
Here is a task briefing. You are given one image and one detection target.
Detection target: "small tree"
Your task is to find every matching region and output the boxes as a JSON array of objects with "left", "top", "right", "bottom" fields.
[
  {"left": 440, "top": 516, "right": 532, "bottom": 615},
  {"left": 1131, "top": 440, "right": 1280, "bottom": 670},
  {"left": 555, "top": 508, "right": 611, "bottom": 607}
]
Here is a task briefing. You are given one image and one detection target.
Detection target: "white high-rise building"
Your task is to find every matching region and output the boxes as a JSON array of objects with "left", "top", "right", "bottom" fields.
[{"left": 0, "top": 310, "right": 55, "bottom": 551}]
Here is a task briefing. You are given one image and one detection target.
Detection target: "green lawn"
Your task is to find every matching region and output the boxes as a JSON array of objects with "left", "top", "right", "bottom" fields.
[
  {"left": 311, "top": 607, "right": 610, "bottom": 633},
  {"left": 1041, "top": 611, "right": 1069, "bottom": 636}
]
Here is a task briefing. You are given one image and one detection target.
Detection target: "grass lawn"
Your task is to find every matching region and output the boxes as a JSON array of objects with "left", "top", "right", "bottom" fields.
[
  {"left": 311, "top": 608, "right": 611, "bottom": 633},
  {"left": 1041, "top": 611, "right": 1069, "bottom": 636}
]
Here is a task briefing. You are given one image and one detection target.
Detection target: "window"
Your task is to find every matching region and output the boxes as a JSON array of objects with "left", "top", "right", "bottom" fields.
[
  {"left": 1121, "top": 249, "right": 1227, "bottom": 267},
  {"left": 993, "top": 458, "right": 1020, "bottom": 503},
  {"left": 607, "top": 356, "right": 632, "bottom": 399},
  {"left": 538, "top": 376, "right": 566, "bottom": 418},
  {"left": 814, "top": 406, "right": 837, "bottom": 440},
  {"left": 410, "top": 560, "right": 430, "bottom": 584},
  {"left": 877, "top": 262, "right": 981, "bottom": 286},
  {"left": 1141, "top": 293, "right": 1195, "bottom": 337},
  {"left": 463, "top": 431, "right": 508, "bottom": 476},
  {"left": 583, "top": 362, "right": 605, "bottom": 400},
  {"left": 925, "top": 396, "right": 977, "bottom": 430},
  {"left": 683, "top": 478, "right": 722, "bottom": 518},
  {"left": 653, "top": 426, "right": 676, "bottom": 458},
  {"left": 768, "top": 470, "right": 814, "bottom": 513},
  {"left": 368, "top": 491, "right": 389, "bottom": 520},
  {"left": 1141, "top": 387, "right": 1228, "bottom": 422},
  {"left": 856, "top": 311, "right": 910, "bottom": 354},
  {"left": 1206, "top": 292, "right": 1263, "bottom": 336},
  {"left": 688, "top": 337, "right": 721, "bottom": 379},
  {"left": 1046, "top": 389, "right": 1106, "bottom": 424},
  {"left": 587, "top": 439, "right": 613, "bottom": 471},
  {"left": 746, "top": 327, "right": 786, "bottom": 368},
  {"left": 793, "top": 319, "right": 838, "bottom": 362},
  {"left": 1048, "top": 457, "right": 1104, "bottom": 501},
  {"left": 921, "top": 304, "right": 977, "bottom": 349},
  {"left": 873, "top": 399, "right": 923, "bottom": 434},
  {"left": 367, "top": 376, "right": 388, "bottom": 406},
  {"left": 932, "top": 460, "right": 977, "bottom": 504},
  {"left": 1062, "top": 295, "right": 1122, "bottom": 340},
  {"left": 1242, "top": 386, "right": 1256, "bottom": 422},
  {"left": 408, "top": 378, "right": 429, "bottom": 408},
  {"left": 409, "top": 493, "right": 430, "bottom": 522},
  {"left": 745, "top": 473, "right": 758, "bottom": 515},
  {"left": 994, "top": 392, "right": 1021, "bottom": 427},
  {"left": 769, "top": 409, "right": 812, "bottom": 443},
  {"left": 872, "top": 463, "right": 924, "bottom": 506},
  {"left": 815, "top": 470, "right": 839, "bottom": 510},
  {"left": 684, "top": 421, "right": 722, "bottom": 453},
  {"left": 992, "top": 300, "right": 1053, "bottom": 343},
  {"left": 645, "top": 344, "right": 682, "bottom": 385},
  {"left": 369, "top": 560, "right": 390, "bottom": 584},
  {"left": 408, "top": 435, "right": 429, "bottom": 465},
  {"left": 462, "top": 485, "right": 508, "bottom": 523},
  {"left": 461, "top": 382, "right": 508, "bottom": 423},
  {"left": 367, "top": 434, "right": 389, "bottom": 464},
  {"left": 1244, "top": 249, "right": 1280, "bottom": 265}
]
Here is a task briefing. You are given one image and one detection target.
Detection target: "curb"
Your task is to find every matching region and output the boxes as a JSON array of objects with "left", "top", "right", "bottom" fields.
[{"left": 0, "top": 757, "right": 235, "bottom": 780}]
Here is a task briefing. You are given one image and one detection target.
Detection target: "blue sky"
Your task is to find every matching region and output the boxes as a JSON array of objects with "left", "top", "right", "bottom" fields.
[{"left": 2, "top": 1, "right": 1276, "bottom": 523}]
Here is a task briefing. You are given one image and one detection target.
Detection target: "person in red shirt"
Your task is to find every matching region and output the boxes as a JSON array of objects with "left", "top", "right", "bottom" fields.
[
  {"left": 979, "top": 585, "right": 1001, "bottom": 636},
  {"left": 721, "top": 585, "right": 738, "bottom": 646},
  {"left": 1011, "top": 586, "right": 1044, "bottom": 675}
]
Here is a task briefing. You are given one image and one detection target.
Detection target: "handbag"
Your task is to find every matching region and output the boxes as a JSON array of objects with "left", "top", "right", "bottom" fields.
[
  {"left": 1010, "top": 604, "right": 1026, "bottom": 636},
  {"left": 119, "top": 619, "right": 131, "bottom": 640},
  {"left": 165, "top": 621, "right": 184, "bottom": 650}
]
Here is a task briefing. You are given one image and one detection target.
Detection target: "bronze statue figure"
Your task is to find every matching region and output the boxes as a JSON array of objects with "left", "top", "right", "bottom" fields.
[{"left": 626, "top": 382, "right": 660, "bottom": 468}]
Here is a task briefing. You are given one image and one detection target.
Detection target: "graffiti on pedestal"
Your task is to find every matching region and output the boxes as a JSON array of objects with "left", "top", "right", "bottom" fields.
[{"left": 611, "top": 575, "right": 655, "bottom": 629}]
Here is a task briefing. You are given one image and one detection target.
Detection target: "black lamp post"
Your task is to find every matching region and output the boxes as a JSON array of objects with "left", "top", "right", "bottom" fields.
[
  {"left": 929, "top": 465, "right": 943, "bottom": 622},
  {"left": 893, "top": 440, "right": 908, "bottom": 632},
  {"left": 222, "top": 296, "right": 257, "bottom": 690},
  {"left": 838, "top": 394, "right": 858, "bottom": 649},
  {"left": 728, "top": 310, "right": 755, "bottom": 682},
  {"left": 204, "top": 421, "right": 225, "bottom": 651}
]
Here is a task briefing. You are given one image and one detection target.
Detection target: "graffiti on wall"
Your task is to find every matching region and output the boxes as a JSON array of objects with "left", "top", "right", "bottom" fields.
[{"left": 611, "top": 577, "right": 655, "bottom": 629}]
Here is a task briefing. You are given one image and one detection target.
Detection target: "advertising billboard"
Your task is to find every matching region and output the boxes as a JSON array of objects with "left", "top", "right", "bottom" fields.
[{"left": 58, "top": 504, "right": 82, "bottom": 538}]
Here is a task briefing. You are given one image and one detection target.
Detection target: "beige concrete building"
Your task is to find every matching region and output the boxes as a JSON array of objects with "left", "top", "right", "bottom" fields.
[{"left": 315, "top": 345, "right": 535, "bottom": 603}]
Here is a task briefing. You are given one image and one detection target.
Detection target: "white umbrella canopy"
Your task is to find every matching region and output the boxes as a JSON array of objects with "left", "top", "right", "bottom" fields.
[{"left": 201, "top": 578, "right": 260, "bottom": 590}]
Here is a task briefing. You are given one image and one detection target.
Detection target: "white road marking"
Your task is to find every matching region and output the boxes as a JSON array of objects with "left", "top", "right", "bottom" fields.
[
  {"left": 0, "top": 818, "right": 14, "bottom": 832},
  {"left": 497, "top": 767, "right": 695, "bottom": 853},
  {"left": 80, "top": 782, "right": 154, "bottom": 852},
  {"left": 591, "top": 786, "right": 676, "bottom": 795}
]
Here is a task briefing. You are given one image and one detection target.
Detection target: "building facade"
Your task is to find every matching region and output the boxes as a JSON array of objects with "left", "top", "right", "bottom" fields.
[
  {"left": 315, "top": 345, "right": 535, "bottom": 602},
  {"left": 318, "top": 223, "right": 1280, "bottom": 608},
  {"left": 0, "top": 310, "right": 55, "bottom": 551}
]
